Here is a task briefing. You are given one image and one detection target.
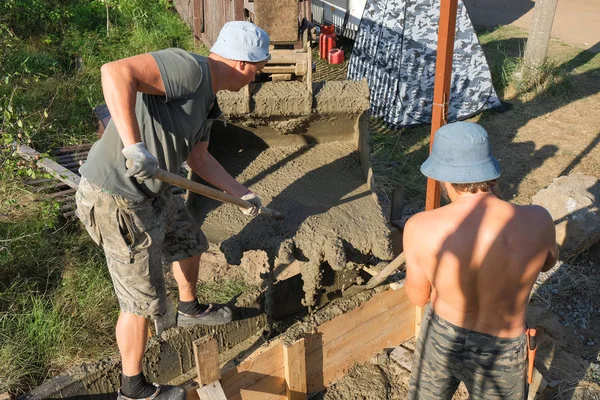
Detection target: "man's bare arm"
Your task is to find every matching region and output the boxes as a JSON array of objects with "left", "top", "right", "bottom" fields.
[
  {"left": 187, "top": 141, "right": 248, "bottom": 197},
  {"left": 101, "top": 53, "right": 165, "bottom": 147},
  {"left": 536, "top": 205, "right": 559, "bottom": 272},
  {"left": 403, "top": 216, "right": 432, "bottom": 306},
  {"left": 542, "top": 242, "right": 559, "bottom": 272}
]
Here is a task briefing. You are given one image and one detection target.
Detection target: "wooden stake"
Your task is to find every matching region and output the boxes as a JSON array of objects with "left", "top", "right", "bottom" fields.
[
  {"left": 306, "top": 41, "right": 313, "bottom": 95},
  {"left": 415, "top": 305, "right": 426, "bottom": 335},
  {"left": 283, "top": 339, "right": 307, "bottom": 400},
  {"left": 420, "top": 0, "right": 459, "bottom": 340},
  {"left": 193, "top": 335, "right": 221, "bottom": 386},
  {"left": 425, "top": 0, "right": 459, "bottom": 212}
]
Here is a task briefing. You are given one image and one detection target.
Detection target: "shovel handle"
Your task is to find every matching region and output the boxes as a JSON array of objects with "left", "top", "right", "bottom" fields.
[
  {"left": 365, "top": 252, "right": 407, "bottom": 289},
  {"left": 154, "top": 168, "right": 283, "bottom": 219},
  {"left": 125, "top": 159, "right": 283, "bottom": 219}
]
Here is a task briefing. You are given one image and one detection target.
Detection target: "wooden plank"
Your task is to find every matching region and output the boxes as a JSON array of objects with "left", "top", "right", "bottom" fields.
[
  {"left": 262, "top": 66, "right": 298, "bottom": 75},
  {"left": 233, "top": 0, "right": 244, "bottom": 21},
  {"left": 274, "top": 259, "right": 304, "bottom": 282},
  {"left": 527, "top": 368, "right": 548, "bottom": 400},
  {"left": 221, "top": 340, "right": 284, "bottom": 398},
  {"left": 270, "top": 74, "right": 293, "bottom": 82},
  {"left": 415, "top": 305, "right": 426, "bottom": 335},
  {"left": 305, "top": 298, "right": 413, "bottom": 381},
  {"left": 315, "top": 317, "right": 415, "bottom": 392},
  {"left": 305, "top": 42, "right": 312, "bottom": 95},
  {"left": 198, "top": 380, "right": 228, "bottom": 400},
  {"left": 193, "top": 0, "right": 202, "bottom": 43},
  {"left": 230, "top": 373, "right": 286, "bottom": 400},
  {"left": 194, "top": 336, "right": 221, "bottom": 386},
  {"left": 283, "top": 339, "right": 307, "bottom": 400},
  {"left": 220, "top": 288, "right": 416, "bottom": 399},
  {"left": 303, "top": 288, "right": 409, "bottom": 356},
  {"left": 17, "top": 144, "right": 81, "bottom": 190}
]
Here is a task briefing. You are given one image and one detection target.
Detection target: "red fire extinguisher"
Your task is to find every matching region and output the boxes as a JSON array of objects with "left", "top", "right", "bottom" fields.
[{"left": 319, "top": 25, "right": 337, "bottom": 60}]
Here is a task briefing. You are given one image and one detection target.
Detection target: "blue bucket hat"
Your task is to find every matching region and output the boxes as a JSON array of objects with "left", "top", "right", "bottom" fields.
[
  {"left": 211, "top": 21, "right": 271, "bottom": 62},
  {"left": 420, "top": 122, "right": 501, "bottom": 183}
]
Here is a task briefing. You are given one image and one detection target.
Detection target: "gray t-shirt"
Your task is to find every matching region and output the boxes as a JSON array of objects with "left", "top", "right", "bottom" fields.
[{"left": 80, "top": 48, "right": 216, "bottom": 201}]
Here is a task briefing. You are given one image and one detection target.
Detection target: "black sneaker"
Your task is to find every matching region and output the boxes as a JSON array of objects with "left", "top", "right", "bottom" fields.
[
  {"left": 117, "top": 384, "right": 185, "bottom": 400},
  {"left": 177, "top": 303, "right": 233, "bottom": 326}
]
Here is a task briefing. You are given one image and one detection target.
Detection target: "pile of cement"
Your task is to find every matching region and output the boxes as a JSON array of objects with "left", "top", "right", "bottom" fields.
[{"left": 187, "top": 141, "right": 394, "bottom": 305}]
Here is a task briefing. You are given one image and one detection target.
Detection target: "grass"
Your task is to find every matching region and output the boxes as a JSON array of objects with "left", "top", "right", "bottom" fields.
[
  {"left": 368, "top": 25, "right": 600, "bottom": 209},
  {"left": 0, "top": 175, "right": 118, "bottom": 393},
  {"left": 370, "top": 121, "right": 430, "bottom": 206},
  {"left": 197, "top": 280, "right": 253, "bottom": 305},
  {"left": 0, "top": 0, "right": 214, "bottom": 395}
]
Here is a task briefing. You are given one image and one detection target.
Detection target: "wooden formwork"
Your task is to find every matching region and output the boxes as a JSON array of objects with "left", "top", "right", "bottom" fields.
[{"left": 190, "top": 286, "right": 415, "bottom": 399}]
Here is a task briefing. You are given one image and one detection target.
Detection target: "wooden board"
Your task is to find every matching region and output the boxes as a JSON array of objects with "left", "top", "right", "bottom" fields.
[
  {"left": 283, "top": 339, "right": 307, "bottom": 400},
  {"left": 220, "top": 288, "right": 415, "bottom": 399},
  {"left": 194, "top": 336, "right": 221, "bottom": 385},
  {"left": 306, "top": 299, "right": 413, "bottom": 392},
  {"left": 527, "top": 368, "right": 548, "bottom": 400},
  {"left": 198, "top": 381, "right": 228, "bottom": 400},
  {"left": 221, "top": 340, "right": 285, "bottom": 399},
  {"left": 17, "top": 144, "right": 81, "bottom": 189}
]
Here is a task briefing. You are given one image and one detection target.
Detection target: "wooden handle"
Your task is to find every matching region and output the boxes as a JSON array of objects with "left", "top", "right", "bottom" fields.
[
  {"left": 365, "top": 252, "right": 406, "bottom": 289},
  {"left": 154, "top": 169, "right": 283, "bottom": 219},
  {"left": 155, "top": 169, "right": 250, "bottom": 208}
]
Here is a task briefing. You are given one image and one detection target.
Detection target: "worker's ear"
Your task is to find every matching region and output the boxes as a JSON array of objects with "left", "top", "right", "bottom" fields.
[{"left": 237, "top": 61, "right": 248, "bottom": 71}]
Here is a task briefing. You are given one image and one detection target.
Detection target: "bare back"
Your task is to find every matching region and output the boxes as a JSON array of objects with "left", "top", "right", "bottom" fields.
[{"left": 404, "top": 192, "right": 557, "bottom": 338}]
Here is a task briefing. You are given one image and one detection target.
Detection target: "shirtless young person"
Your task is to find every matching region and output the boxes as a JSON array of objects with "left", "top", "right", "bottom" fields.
[{"left": 404, "top": 122, "right": 558, "bottom": 399}]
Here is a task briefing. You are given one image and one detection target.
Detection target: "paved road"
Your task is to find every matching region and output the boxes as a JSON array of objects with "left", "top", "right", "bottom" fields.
[{"left": 464, "top": 0, "right": 600, "bottom": 53}]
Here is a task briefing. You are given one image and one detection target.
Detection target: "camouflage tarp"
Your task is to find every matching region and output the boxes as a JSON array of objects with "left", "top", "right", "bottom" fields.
[{"left": 347, "top": 0, "right": 501, "bottom": 128}]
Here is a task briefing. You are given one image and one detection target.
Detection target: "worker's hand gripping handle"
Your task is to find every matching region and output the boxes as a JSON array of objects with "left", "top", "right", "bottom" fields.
[
  {"left": 526, "top": 328, "right": 537, "bottom": 384},
  {"left": 124, "top": 160, "right": 283, "bottom": 219}
]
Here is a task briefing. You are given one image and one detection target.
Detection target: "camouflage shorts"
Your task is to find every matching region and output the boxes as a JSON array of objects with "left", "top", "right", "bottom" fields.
[
  {"left": 75, "top": 178, "right": 208, "bottom": 318},
  {"left": 409, "top": 305, "right": 527, "bottom": 400}
]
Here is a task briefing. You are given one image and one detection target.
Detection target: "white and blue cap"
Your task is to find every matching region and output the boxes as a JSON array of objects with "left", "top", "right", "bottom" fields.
[
  {"left": 420, "top": 122, "right": 501, "bottom": 183},
  {"left": 210, "top": 21, "right": 271, "bottom": 62}
]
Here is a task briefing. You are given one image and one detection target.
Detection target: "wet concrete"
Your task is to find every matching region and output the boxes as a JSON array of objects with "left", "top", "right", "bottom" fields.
[{"left": 24, "top": 80, "right": 392, "bottom": 398}]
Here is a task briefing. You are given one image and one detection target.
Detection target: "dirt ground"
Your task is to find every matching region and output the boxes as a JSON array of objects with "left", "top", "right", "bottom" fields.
[
  {"left": 310, "top": 29, "right": 600, "bottom": 400},
  {"left": 464, "top": 0, "right": 600, "bottom": 53}
]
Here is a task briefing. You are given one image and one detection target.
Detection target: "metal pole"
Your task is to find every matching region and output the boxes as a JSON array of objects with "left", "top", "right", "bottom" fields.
[{"left": 424, "top": 0, "right": 459, "bottom": 212}]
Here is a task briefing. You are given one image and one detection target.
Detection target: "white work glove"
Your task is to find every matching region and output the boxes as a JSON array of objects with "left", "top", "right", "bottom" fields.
[
  {"left": 122, "top": 142, "right": 159, "bottom": 180},
  {"left": 240, "top": 191, "right": 262, "bottom": 217}
]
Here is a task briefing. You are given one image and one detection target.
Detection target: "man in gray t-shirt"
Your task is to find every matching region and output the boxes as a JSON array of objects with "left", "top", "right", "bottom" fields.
[{"left": 75, "top": 22, "right": 270, "bottom": 400}]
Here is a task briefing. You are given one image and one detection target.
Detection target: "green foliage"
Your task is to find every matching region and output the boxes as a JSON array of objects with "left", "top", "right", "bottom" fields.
[
  {"left": 0, "top": 174, "right": 118, "bottom": 393},
  {"left": 0, "top": 0, "right": 205, "bottom": 395},
  {"left": 197, "top": 280, "right": 253, "bottom": 305}
]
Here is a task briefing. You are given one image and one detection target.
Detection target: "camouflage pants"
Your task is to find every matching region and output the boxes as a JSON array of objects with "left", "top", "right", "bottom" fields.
[
  {"left": 75, "top": 178, "right": 208, "bottom": 318},
  {"left": 409, "top": 305, "right": 527, "bottom": 400}
]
